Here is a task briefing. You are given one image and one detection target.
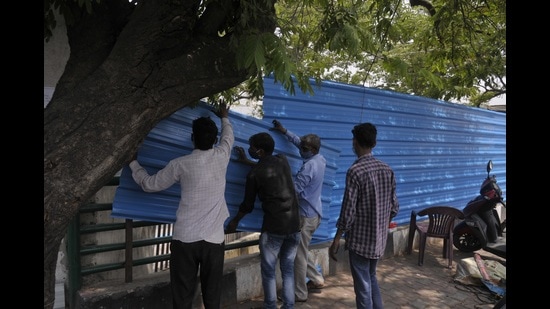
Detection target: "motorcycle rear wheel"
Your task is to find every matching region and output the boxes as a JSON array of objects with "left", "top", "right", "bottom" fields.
[{"left": 453, "top": 225, "right": 486, "bottom": 252}]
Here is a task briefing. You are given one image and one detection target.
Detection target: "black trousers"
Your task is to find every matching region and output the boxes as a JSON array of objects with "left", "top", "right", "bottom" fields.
[{"left": 170, "top": 239, "right": 225, "bottom": 309}]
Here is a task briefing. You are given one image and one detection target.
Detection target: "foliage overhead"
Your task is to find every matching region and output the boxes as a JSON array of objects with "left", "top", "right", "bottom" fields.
[
  {"left": 45, "top": 0, "right": 505, "bottom": 107},
  {"left": 272, "top": 0, "right": 506, "bottom": 106}
]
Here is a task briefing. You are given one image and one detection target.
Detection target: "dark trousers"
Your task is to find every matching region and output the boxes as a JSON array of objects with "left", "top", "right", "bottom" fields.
[{"left": 170, "top": 239, "right": 225, "bottom": 309}]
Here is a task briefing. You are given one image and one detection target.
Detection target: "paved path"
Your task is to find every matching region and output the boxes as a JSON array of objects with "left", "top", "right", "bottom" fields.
[
  {"left": 54, "top": 239, "right": 505, "bottom": 309},
  {"left": 227, "top": 242, "right": 505, "bottom": 309}
]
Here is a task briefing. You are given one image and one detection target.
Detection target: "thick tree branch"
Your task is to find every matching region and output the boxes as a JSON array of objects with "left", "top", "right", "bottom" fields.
[{"left": 409, "top": 0, "right": 436, "bottom": 16}]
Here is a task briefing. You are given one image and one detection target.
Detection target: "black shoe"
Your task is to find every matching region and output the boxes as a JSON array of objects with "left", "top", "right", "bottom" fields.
[{"left": 307, "top": 281, "right": 326, "bottom": 290}]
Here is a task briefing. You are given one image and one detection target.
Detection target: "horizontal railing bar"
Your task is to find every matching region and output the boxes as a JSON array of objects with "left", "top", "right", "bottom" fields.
[
  {"left": 81, "top": 255, "right": 171, "bottom": 276},
  {"left": 80, "top": 221, "right": 162, "bottom": 234},
  {"left": 225, "top": 239, "right": 259, "bottom": 250},
  {"left": 80, "top": 236, "right": 173, "bottom": 255},
  {"left": 81, "top": 203, "right": 112, "bottom": 213}
]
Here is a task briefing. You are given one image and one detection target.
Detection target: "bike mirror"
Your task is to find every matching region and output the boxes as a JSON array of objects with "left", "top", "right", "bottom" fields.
[{"left": 486, "top": 160, "right": 493, "bottom": 175}]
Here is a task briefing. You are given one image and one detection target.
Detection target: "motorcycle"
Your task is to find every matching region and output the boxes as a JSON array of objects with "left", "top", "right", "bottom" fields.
[{"left": 453, "top": 160, "right": 506, "bottom": 258}]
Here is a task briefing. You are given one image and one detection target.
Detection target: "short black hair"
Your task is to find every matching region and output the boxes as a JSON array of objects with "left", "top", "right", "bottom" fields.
[
  {"left": 192, "top": 117, "right": 218, "bottom": 150},
  {"left": 352, "top": 123, "right": 377, "bottom": 149},
  {"left": 249, "top": 132, "right": 275, "bottom": 155}
]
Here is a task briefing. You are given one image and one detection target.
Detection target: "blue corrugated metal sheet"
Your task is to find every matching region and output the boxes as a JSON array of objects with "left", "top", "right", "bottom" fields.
[
  {"left": 112, "top": 100, "right": 341, "bottom": 242},
  {"left": 262, "top": 77, "right": 506, "bottom": 240},
  {"left": 112, "top": 77, "right": 506, "bottom": 244}
]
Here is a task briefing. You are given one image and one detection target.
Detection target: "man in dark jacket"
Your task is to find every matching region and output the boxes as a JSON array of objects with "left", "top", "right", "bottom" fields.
[{"left": 226, "top": 132, "right": 301, "bottom": 309}]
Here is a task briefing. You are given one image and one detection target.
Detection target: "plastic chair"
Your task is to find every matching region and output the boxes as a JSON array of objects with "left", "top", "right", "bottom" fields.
[{"left": 406, "top": 206, "right": 465, "bottom": 268}]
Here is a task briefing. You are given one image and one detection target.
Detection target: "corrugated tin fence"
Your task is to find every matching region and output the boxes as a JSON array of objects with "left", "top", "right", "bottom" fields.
[{"left": 113, "top": 77, "right": 506, "bottom": 244}]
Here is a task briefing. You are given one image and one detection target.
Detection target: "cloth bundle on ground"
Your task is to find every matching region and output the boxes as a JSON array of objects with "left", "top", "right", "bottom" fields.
[{"left": 453, "top": 253, "right": 506, "bottom": 297}]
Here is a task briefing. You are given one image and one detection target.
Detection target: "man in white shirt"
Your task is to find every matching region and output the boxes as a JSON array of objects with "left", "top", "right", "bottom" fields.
[{"left": 129, "top": 103, "right": 234, "bottom": 309}]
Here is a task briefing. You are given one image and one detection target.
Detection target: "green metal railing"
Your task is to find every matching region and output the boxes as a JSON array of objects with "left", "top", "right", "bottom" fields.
[{"left": 64, "top": 177, "right": 259, "bottom": 308}]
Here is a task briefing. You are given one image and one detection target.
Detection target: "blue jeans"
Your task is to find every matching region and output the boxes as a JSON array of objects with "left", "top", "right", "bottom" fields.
[
  {"left": 349, "top": 249, "right": 383, "bottom": 309},
  {"left": 259, "top": 231, "right": 301, "bottom": 309}
]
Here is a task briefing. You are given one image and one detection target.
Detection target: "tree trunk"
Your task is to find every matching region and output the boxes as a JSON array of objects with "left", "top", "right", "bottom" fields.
[{"left": 43, "top": 0, "right": 278, "bottom": 307}]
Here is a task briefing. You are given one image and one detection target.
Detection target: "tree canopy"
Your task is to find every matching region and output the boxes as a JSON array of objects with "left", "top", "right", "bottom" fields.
[
  {"left": 45, "top": 0, "right": 505, "bottom": 107},
  {"left": 43, "top": 0, "right": 505, "bottom": 307}
]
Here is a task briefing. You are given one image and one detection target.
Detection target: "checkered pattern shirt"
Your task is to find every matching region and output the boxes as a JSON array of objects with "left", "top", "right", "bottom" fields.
[{"left": 336, "top": 153, "right": 399, "bottom": 259}]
